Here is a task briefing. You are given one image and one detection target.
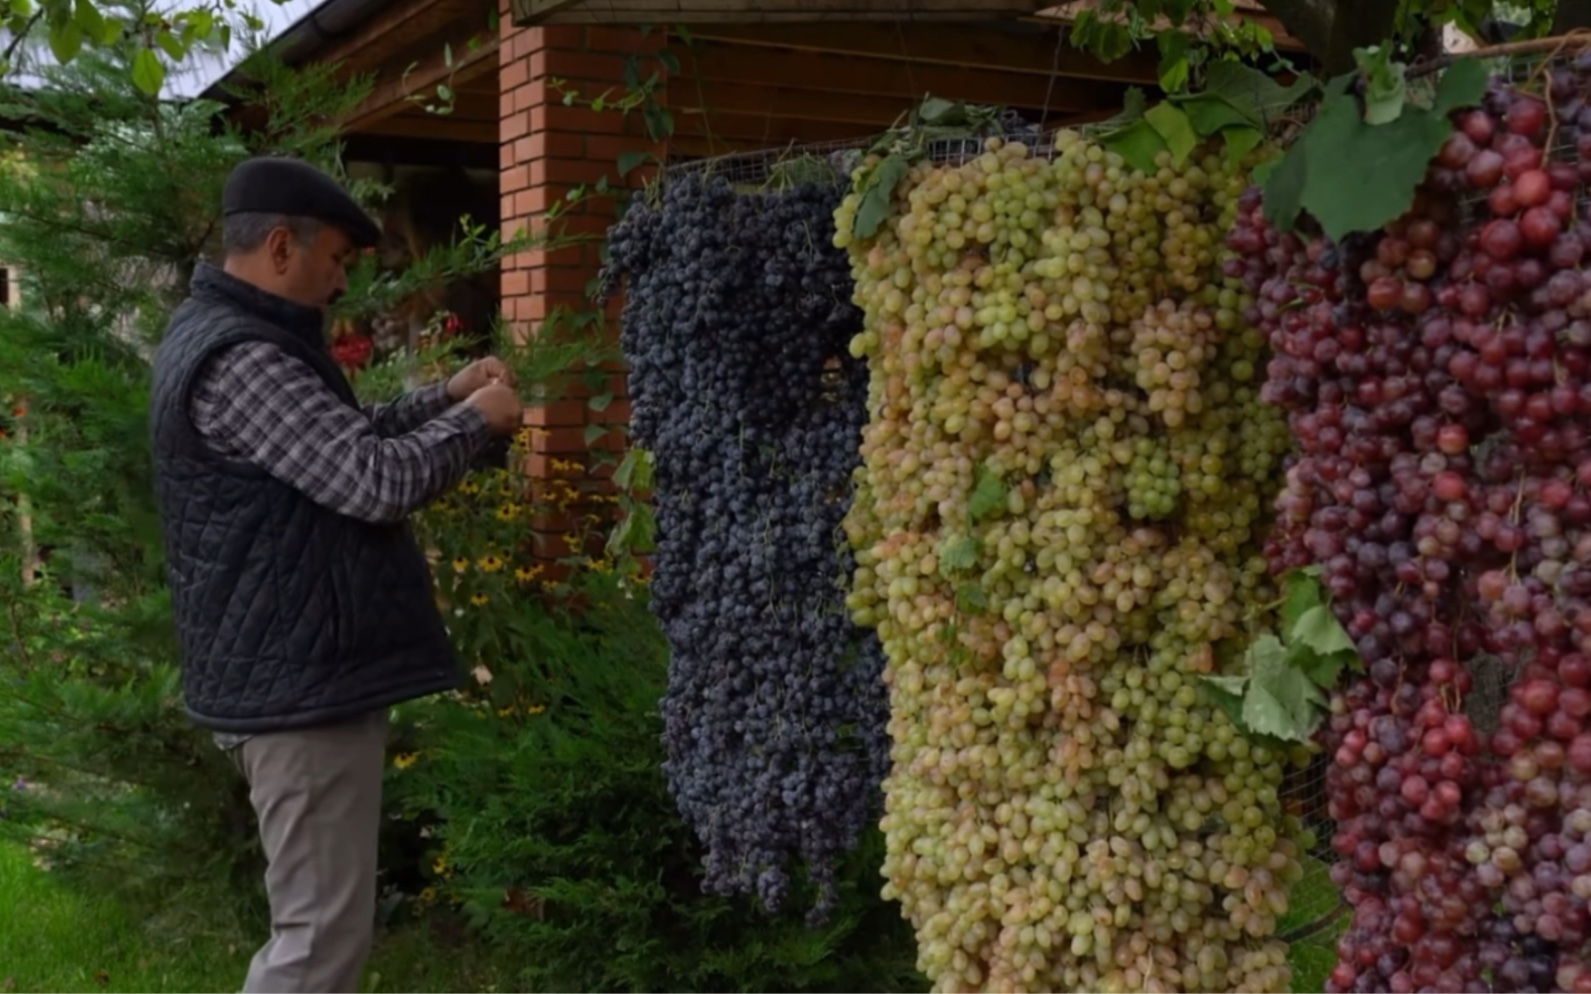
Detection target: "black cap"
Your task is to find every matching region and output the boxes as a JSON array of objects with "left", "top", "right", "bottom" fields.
[{"left": 222, "top": 157, "right": 383, "bottom": 249}]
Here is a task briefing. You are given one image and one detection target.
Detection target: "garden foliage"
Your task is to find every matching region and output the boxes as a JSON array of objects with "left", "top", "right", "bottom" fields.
[{"left": 0, "top": 39, "right": 919, "bottom": 994}]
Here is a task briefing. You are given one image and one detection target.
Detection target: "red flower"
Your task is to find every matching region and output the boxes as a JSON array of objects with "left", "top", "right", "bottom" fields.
[
  {"left": 443, "top": 314, "right": 464, "bottom": 338},
  {"left": 331, "top": 334, "right": 374, "bottom": 370}
]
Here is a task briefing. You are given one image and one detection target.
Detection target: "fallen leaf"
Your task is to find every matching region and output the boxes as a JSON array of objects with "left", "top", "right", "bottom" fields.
[{"left": 94, "top": 970, "right": 110, "bottom": 986}]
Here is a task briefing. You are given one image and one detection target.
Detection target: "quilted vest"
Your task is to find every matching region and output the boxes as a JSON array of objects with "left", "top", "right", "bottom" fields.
[{"left": 150, "top": 264, "right": 462, "bottom": 733}]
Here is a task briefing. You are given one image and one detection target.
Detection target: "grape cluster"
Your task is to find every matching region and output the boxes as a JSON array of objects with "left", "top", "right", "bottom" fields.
[
  {"left": 602, "top": 170, "right": 890, "bottom": 920},
  {"left": 1237, "top": 62, "right": 1591, "bottom": 993},
  {"left": 837, "top": 134, "right": 1304, "bottom": 992}
]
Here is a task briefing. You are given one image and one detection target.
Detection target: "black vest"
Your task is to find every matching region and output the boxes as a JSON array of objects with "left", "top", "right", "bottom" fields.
[{"left": 150, "top": 264, "right": 462, "bottom": 733}]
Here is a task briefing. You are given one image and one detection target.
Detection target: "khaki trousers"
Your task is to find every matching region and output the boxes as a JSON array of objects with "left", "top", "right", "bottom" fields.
[{"left": 233, "top": 710, "right": 389, "bottom": 994}]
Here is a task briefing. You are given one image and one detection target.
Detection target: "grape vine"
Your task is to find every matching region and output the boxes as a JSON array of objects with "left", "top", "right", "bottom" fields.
[
  {"left": 601, "top": 169, "right": 890, "bottom": 922},
  {"left": 836, "top": 129, "right": 1309, "bottom": 992}
]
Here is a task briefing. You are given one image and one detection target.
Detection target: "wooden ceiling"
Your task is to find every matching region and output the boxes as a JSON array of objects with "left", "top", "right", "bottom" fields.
[{"left": 322, "top": 0, "right": 1308, "bottom": 163}]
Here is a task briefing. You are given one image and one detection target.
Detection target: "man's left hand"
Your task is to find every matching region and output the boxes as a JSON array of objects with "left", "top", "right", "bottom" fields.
[{"left": 447, "top": 356, "right": 517, "bottom": 402}]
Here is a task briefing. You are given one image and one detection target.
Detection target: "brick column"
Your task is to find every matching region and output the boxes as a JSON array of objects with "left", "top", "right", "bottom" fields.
[{"left": 498, "top": 17, "right": 665, "bottom": 568}]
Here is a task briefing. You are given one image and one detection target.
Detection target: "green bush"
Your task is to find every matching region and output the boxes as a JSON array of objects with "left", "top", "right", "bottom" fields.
[{"left": 384, "top": 572, "right": 922, "bottom": 993}]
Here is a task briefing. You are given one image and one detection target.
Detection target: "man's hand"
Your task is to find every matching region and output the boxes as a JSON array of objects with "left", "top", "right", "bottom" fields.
[
  {"left": 465, "top": 383, "right": 524, "bottom": 436},
  {"left": 447, "top": 356, "right": 516, "bottom": 402}
]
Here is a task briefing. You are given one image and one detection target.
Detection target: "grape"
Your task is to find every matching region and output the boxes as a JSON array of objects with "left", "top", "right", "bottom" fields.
[
  {"left": 602, "top": 169, "right": 890, "bottom": 921},
  {"left": 838, "top": 134, "right": 1301, "bottom": 993},
  {"left": 1247, "top": 69, "right": 1591, "bottom": 992}
]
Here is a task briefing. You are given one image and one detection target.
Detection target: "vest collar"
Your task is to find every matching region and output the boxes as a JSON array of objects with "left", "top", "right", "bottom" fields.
[{"left": 189, "top": 262, "right": 327, "bottom": 349}]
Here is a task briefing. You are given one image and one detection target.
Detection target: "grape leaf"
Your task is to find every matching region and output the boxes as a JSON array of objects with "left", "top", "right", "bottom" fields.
[
  {"left": 1296, "top": 84, "right": 1452, "bottom": 242},
  {"left": 1296, "top": 647, "right": 1353, "bottom": 689},
  {"left": 955, "top": 583, "right": 988, "bottom": 615},
  {"left": 967, "top": 465, "right": 1007, "bottom": 523},
  {"left": 1145, "top": 103, "right": 1197, "bottom": 168},
  {"left": 1279, "top": 567, "right": 1323, "bottom": 635},
  {"left": 1099, "top": 118, "right": 1166, "bottom": 175},
  {"left": 1432, "top": 57, "right": 1488, "bottom": 117},
  {"left": 1179, "top": 93, "right": 1257, "bottom": 136},
  {"left": 1223, "top": 127, "right": 1263, "bottom": 167},
  {"left": 1355, "top": 45, "right": 1407, "bottom": 125},
  {"left": 1199, "top": 676, "right": 1247, "bottom": 729},
  {"left": 1291, "top": 604, "right": 1357, "bottom": 657},
  {"left": 939, "top": 535, "right": 979, "bottom": 575},
  {"left": 1242, "top": 634, "right": 1327, "bottom": 742},
  {"left": 1258, "top": 131, "right": 1306, "bottom": 229},
  {"left": 1204, "top": 61, "right": 1318, "bottom": 124},
  {"left": 852, "top": 153, "right": 908, "bottom": 240}
]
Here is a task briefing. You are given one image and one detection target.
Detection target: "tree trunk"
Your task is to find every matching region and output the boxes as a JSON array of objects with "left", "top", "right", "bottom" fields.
[{"left": 15, "top": 406, "right": 38, "bottom": 587}]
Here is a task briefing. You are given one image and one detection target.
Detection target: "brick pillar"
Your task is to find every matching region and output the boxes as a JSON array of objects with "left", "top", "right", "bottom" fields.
[{"left": 498, "top": 17, "right": 665, "bottom": 568}]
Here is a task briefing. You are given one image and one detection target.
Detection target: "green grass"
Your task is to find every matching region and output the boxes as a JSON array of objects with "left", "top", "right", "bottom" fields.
[
  {"left": 5, "top": 833, "right": 1349, "bottom": 994},
  {"left": 0, "top": 841, "right": 513, "bottom": 993}
]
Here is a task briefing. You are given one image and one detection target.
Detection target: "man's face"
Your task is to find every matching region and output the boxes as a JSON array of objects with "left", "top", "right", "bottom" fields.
[{"left": 272, "top": 223, "right": 357, "bottom": 311}]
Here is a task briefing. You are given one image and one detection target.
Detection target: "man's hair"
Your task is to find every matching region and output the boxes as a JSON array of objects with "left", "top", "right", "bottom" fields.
[{"left": 222, "top": 212, "right": 321, "bottom": 257}]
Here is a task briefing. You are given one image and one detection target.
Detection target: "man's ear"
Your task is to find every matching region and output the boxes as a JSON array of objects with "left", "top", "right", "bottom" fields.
[{"left": 265, "top": 226, "right": 296, "bottom": 273}]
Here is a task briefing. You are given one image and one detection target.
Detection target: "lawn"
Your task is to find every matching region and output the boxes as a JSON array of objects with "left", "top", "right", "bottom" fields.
[
  {"left": 0, "top": 841, "right": 512, "bottom": 993},
  {"left": 4, "top": 834, "right": 1345, "bottom": 994}
]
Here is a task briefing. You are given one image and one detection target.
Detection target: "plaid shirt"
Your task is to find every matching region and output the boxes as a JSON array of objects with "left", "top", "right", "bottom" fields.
[
  {"left": 192, "top": 340, "right": 491, "bottom": 750},
  {"left": 191, "top": 341, "right": 490, "bottom": 523}
]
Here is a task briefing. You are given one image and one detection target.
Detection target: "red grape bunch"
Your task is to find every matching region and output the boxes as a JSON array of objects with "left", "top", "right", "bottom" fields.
[{"left": 1237, "top": 59, "right": 1591, "bottom": 993}]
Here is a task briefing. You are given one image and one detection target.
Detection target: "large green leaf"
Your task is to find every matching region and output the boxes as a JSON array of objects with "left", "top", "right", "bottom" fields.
[
  {"left": 1145, "top": 102, "right": 1198, "bottom": 167},
  {"left": 131, "top": 46, "right": 165, "bottom": 95},
  {"left": 1099, "top": 118, "right": 1167, "bottom": 175},
  {"left": 1292, "top": 604, "right": 1357, "bottom": 657},
  {"left": 852, "top": 153, "right": 908, "bottom": 240},
  {"left": 1241, "top": 634, "right": 1328, "bottom": 742}
]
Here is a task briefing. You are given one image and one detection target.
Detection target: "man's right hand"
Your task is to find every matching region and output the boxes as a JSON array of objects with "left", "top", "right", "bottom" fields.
[{"left": 465, "top": 383, "right": 523, "bottom": 436}]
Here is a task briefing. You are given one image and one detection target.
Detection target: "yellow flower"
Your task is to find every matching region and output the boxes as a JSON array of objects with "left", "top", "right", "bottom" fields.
[
  {"left": 470, "top": 593, "right": 490, "bottom": 607},
  {"left": 526, "top": 703, "right": 547, "bottom": 716},
  {"left": 551, "top": 457, "right": 579, "bottom": 473},
  {"left": 586, "top": 557, "right": 612, "bottom": 574},
  {"left": 513, "top": 427, "right": 533, "bottom": 449},
  {"left": 433, "top": 854, "right": 453, "bottom": 878},
  {"left": 451, "top": 557, "right": 470, "bottom": 573},
  {"left": 393, "top": 752, "right": 419, "bottom": 770},
  {"left": 496, "top": 503, "right": 522, "bottom": 522},
  {"left": 478, "top": 554, "right": 505, "bottom": 573},
  {"left": 497, "top": 706, "right": 516, "bottom": 718},
  {"left": 416, "top": 886, "right": 438, "bottom": 908},
  {"left": 515, "top": 565, "right": 544, "bottom": 583},
  {"left": 459, "top": 479, "right": 481, "bottom": 496}
]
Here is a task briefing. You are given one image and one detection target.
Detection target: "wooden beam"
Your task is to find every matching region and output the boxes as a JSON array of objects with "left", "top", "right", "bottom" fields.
[
  {"left": 670, "top": 111, "right": 883, "bottom": 148},
  {"left": 679, "top": 22, "right": 1159, "bottom": 83},
  {"left": 356, "top": 110, "right": 499, "bottom": 143},
  {"left": 680, "top": 40, "right": 1128, "bottom": 113},
  {"left": 343, "top": 133, "right": 500, "bottom": 170},
  {"left": 316, "top": 0, "right": 491, "bottom": 75},
  {"left": 339, "top": 29, "right": 498, "bottom": 132},
  {"left": 515, "top": 0, "right": 1049, "bottom": 24},
  {"left": 669, "top": 77, "right": 960, "bottom": 129}
]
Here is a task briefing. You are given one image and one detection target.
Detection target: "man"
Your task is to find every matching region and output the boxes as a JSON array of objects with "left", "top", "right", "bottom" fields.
[{"left": 149, "top": 156, "right": 523, "bottom": 993}]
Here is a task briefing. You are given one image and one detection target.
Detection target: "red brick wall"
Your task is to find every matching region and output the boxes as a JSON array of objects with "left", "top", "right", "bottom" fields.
[{"left": 498, "top": 15, "right": 665, "bottom": 565}]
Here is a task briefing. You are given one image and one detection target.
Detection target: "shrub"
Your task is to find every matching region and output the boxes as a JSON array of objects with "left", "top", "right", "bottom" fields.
[{"left": 384, "top": 571, "right": 923, "bottom": 994}]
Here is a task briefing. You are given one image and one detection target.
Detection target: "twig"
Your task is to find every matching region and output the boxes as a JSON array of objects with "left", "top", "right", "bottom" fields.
[
  {"left": 1, "top": 10, "right": 44, "bottom": 68},
  {"left": 1409, "top": 29, "right": 1591, "bottom": 78}
]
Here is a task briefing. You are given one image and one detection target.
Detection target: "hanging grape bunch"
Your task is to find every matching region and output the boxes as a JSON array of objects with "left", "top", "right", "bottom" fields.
[
  {"left": 1238, "top": 53, "right": 1591, "bottom": 993},
  {"left": 601, "top": 168, "right": 889, "bottom": 922},
  {"left": 837, "top": 131, "right": 1304, "bottom": 993}
]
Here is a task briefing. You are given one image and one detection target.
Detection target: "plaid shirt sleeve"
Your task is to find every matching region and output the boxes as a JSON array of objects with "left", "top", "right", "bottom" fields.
[
  {"left": 190, "top": 341, "right": 492, "bottom": 524},
  {"left": 363, "top": 381, "right": 455, "bottom": 438}
]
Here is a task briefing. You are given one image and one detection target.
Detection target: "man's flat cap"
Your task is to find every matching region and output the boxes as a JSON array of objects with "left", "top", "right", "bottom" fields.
[{"left": 222, "top": 157, "right": 382, "bottom": 249}]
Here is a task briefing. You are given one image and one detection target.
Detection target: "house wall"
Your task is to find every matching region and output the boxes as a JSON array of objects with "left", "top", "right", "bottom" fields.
[{"left": 497, "top": 14, "right": 664, "bottom": 567}]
